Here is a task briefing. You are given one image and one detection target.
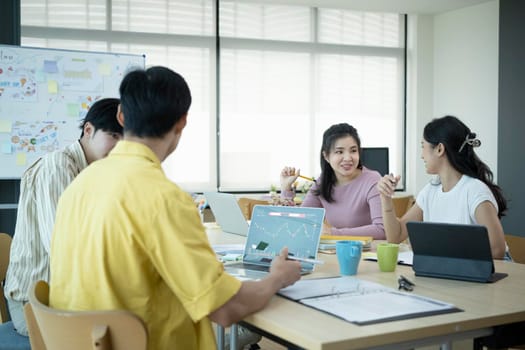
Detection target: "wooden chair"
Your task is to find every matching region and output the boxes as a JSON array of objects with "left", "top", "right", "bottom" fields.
[
  {"left": 25, "top": 280, "right": 148, "bottom": 350},
  {"left": 0, "top": 233, "right": 12, "bottom": 323},
  {"left": 391, "top": 195, "right": 415, "bottom": 218},
  {"left": 237, "top": 197, "right": 270, "bottom": 220},
  {"left": 506, "top": 234, "right": 525, "bottom": 264}
]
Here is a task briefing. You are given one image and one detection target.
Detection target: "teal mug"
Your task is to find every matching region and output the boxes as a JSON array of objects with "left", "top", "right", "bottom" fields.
[{"left": 335, "top": 240, "right": 363, "bottom": 276}]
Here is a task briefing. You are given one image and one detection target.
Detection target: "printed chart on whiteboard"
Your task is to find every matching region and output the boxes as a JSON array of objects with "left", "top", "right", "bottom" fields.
[{"left": 0, "top": 45, "right": 145, "bottom": 178}]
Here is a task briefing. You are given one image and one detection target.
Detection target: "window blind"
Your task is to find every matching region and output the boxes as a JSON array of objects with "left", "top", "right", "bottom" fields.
[{"left": 21, "top": 0, "right": 405, "bottom": 193}]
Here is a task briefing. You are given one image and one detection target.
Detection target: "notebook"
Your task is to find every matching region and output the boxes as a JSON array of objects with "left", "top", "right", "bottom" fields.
[
  {"left": 319, "top": 235, "right": 373, "bottom": 251},
  {"left": 204, "top": 192, "right": 250, "bottom": 236},
  {"left": 407, "top": 221, "right": 508, "bottom": 283},
  {"left": 225, "top": 205, "right": 325, "bottom": 280}
]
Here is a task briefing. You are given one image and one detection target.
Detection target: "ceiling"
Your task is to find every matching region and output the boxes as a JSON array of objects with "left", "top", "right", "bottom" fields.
[{"left": 255, "top": 0, "right": 495, "bottom": 14}]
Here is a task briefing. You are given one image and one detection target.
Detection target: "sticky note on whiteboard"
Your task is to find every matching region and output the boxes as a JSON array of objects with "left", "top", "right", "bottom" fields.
[
  {"left": 16, "top": 152, "right": 27, "bottom": 166},
  {"left": 67, "top": 103, "right": 79, "bottom": 117},
  {"left": 48, "top": 80, "right": 58, "bottom": 94},
  {"left": 98, "top": 63, "right": 111, "bottom": 76},
  {"left": 44, "top": 60, "right": 58, "bottom": 73},
  {"left": 0, "top": 119, "right": 12, "bottom": 133}
]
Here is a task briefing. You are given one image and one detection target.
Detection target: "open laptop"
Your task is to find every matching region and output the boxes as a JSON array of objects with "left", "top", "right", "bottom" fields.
[
  {"left": 204, "top": 192, "right": 250, "bottom": 236},
  {"left": 407, "top": 221, "right": 508, "bottom": 283},
  {"left": 225, "top": 205, "right": 325, "bottom": 280}
]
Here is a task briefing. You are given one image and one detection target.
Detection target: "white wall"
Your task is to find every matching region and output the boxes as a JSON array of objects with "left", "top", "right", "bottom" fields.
[
  {"left": 405, "top": 14, "right": 434, "bottom": 196},
  {"left": 407, "top": 0, "right": 499, "bottom": 195}
]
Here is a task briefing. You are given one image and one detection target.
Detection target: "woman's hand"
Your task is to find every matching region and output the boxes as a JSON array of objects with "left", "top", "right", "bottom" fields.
[
  {"left": 280, "top": 166, "right": 300, "bottom": 191},
  {"left": 377, "top": 174, "right": 401, "bottom": 198}
]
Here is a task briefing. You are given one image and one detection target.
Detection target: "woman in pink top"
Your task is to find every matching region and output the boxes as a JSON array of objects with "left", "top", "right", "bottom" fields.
[{"left": 280, "top": 123, "right": 385, "bottom": 239}]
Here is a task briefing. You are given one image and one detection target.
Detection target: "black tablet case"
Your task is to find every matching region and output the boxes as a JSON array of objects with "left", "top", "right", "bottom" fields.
[{"left": 407, "top": 222, "right": 508, "bottom": 283}]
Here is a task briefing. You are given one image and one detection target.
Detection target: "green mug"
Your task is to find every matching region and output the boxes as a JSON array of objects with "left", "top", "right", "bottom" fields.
[{"left": 376, "top": 243, "right": 399, "bottom": 272}]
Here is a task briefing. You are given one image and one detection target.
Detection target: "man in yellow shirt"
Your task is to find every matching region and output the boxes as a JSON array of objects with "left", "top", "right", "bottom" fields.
[{"left": 49, "top": 66, "right": 302, "bottom": 350}]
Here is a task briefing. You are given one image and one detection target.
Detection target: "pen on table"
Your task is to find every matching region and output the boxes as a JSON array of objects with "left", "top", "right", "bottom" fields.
[{"left": 286, "top": 256, "right": 324, "bottom": 265}]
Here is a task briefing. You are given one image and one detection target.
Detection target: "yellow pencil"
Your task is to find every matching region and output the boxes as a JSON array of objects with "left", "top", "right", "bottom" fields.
[{"left": 297, "top": 174, "right": 315, "bottom": 182}]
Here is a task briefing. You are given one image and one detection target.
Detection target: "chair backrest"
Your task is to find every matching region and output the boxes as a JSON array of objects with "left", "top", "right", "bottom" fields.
[
  {"left": 0, "top": 232, "right": 12, "bottom": 323},
  {"left": 24, "top": 303, "right": 45, "bottom": 350},
  {"left": 26, "top": 280, "right": 148, "bottom": 350},
  {"left": 237, "top": 197, "right": 270, "bottom": 220},
  {"left": 506, "top": 234, "right": 525, "bottom": 264},
  {"left": 392, "top": 195, "right": 416, "bottom": 218}
]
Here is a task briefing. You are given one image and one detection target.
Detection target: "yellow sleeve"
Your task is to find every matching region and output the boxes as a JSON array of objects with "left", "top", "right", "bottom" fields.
[{"left": 145, "top": 188, "right": 241, "bottom": 322}]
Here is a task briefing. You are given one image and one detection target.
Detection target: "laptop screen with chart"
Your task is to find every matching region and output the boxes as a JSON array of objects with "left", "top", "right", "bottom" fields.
[{"left": 225, "top": 205, "right": 325, "bottom": 279}]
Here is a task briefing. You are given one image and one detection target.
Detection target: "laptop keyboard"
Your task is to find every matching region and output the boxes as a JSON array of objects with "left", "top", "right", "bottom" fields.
[
  {"left": 226, "top": 262, "right": 270, "bottom": 272},
  {"left": 226, "top": 261, "right": 312, "bottom": 275}
]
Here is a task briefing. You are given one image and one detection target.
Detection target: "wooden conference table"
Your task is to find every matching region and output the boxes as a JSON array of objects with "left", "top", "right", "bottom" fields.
[{"left": 206, "top": 223, "right": 525, "bottom": 350}]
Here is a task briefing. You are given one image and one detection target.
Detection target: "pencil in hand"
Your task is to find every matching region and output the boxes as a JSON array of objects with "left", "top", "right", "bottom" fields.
[{"left": 297, "top": 174, "right": 316, "bottom": 182}]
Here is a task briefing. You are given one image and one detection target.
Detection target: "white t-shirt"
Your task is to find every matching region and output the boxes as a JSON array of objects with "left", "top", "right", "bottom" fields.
[{"left": 416, "top": 175, "right": 498, "bottom": 224}]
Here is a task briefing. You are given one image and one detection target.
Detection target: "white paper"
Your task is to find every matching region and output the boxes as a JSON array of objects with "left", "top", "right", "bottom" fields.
[
  {"left": 301, "top": 290, "right": 455, "bottom": 324},
  {"left": 279, "top": 276, "right": 387, "bottom": 301}
]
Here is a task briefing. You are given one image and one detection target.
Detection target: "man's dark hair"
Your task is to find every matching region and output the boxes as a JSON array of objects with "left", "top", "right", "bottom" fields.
[
  {"left": 79, "top": 98, "right": 122, "bottom": 137},
  {"left": 119, "top": 66, "right": 192, "bottom": 137}
]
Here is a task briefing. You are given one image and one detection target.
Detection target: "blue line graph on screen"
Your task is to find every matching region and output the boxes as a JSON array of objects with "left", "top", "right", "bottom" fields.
[{"left": 243, "top": 205, "right": 325, "bottom": 262}]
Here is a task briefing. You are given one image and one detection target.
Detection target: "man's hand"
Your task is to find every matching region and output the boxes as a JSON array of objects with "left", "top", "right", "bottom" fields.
[{"left": 270, "top": 247, "right": 302, "bottom": 289}]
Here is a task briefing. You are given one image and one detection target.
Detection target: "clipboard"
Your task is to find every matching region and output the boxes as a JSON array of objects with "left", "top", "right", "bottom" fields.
[{"left": 278, "top": 277, "right": 461, "bottom": 325}]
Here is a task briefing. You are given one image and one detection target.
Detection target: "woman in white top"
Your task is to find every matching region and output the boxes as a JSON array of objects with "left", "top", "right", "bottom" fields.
[{"left": 377, "top": 115, "right": 507, "bottom": 259}]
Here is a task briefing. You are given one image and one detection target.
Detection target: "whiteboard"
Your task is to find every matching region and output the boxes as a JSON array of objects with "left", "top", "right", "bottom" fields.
[{"left": 0, "top": 45, "right": 145, "bottom": 179}]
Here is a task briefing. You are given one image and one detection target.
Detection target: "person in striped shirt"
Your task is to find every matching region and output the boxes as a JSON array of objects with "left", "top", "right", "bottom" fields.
[{"left": 4, "top": 98, "right": 123, "bottom": 336}]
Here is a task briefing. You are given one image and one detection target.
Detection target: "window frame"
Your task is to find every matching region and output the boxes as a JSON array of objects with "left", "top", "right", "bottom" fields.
[{"left": 20, "top": 1, "right": 407, "bottom": 193}]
